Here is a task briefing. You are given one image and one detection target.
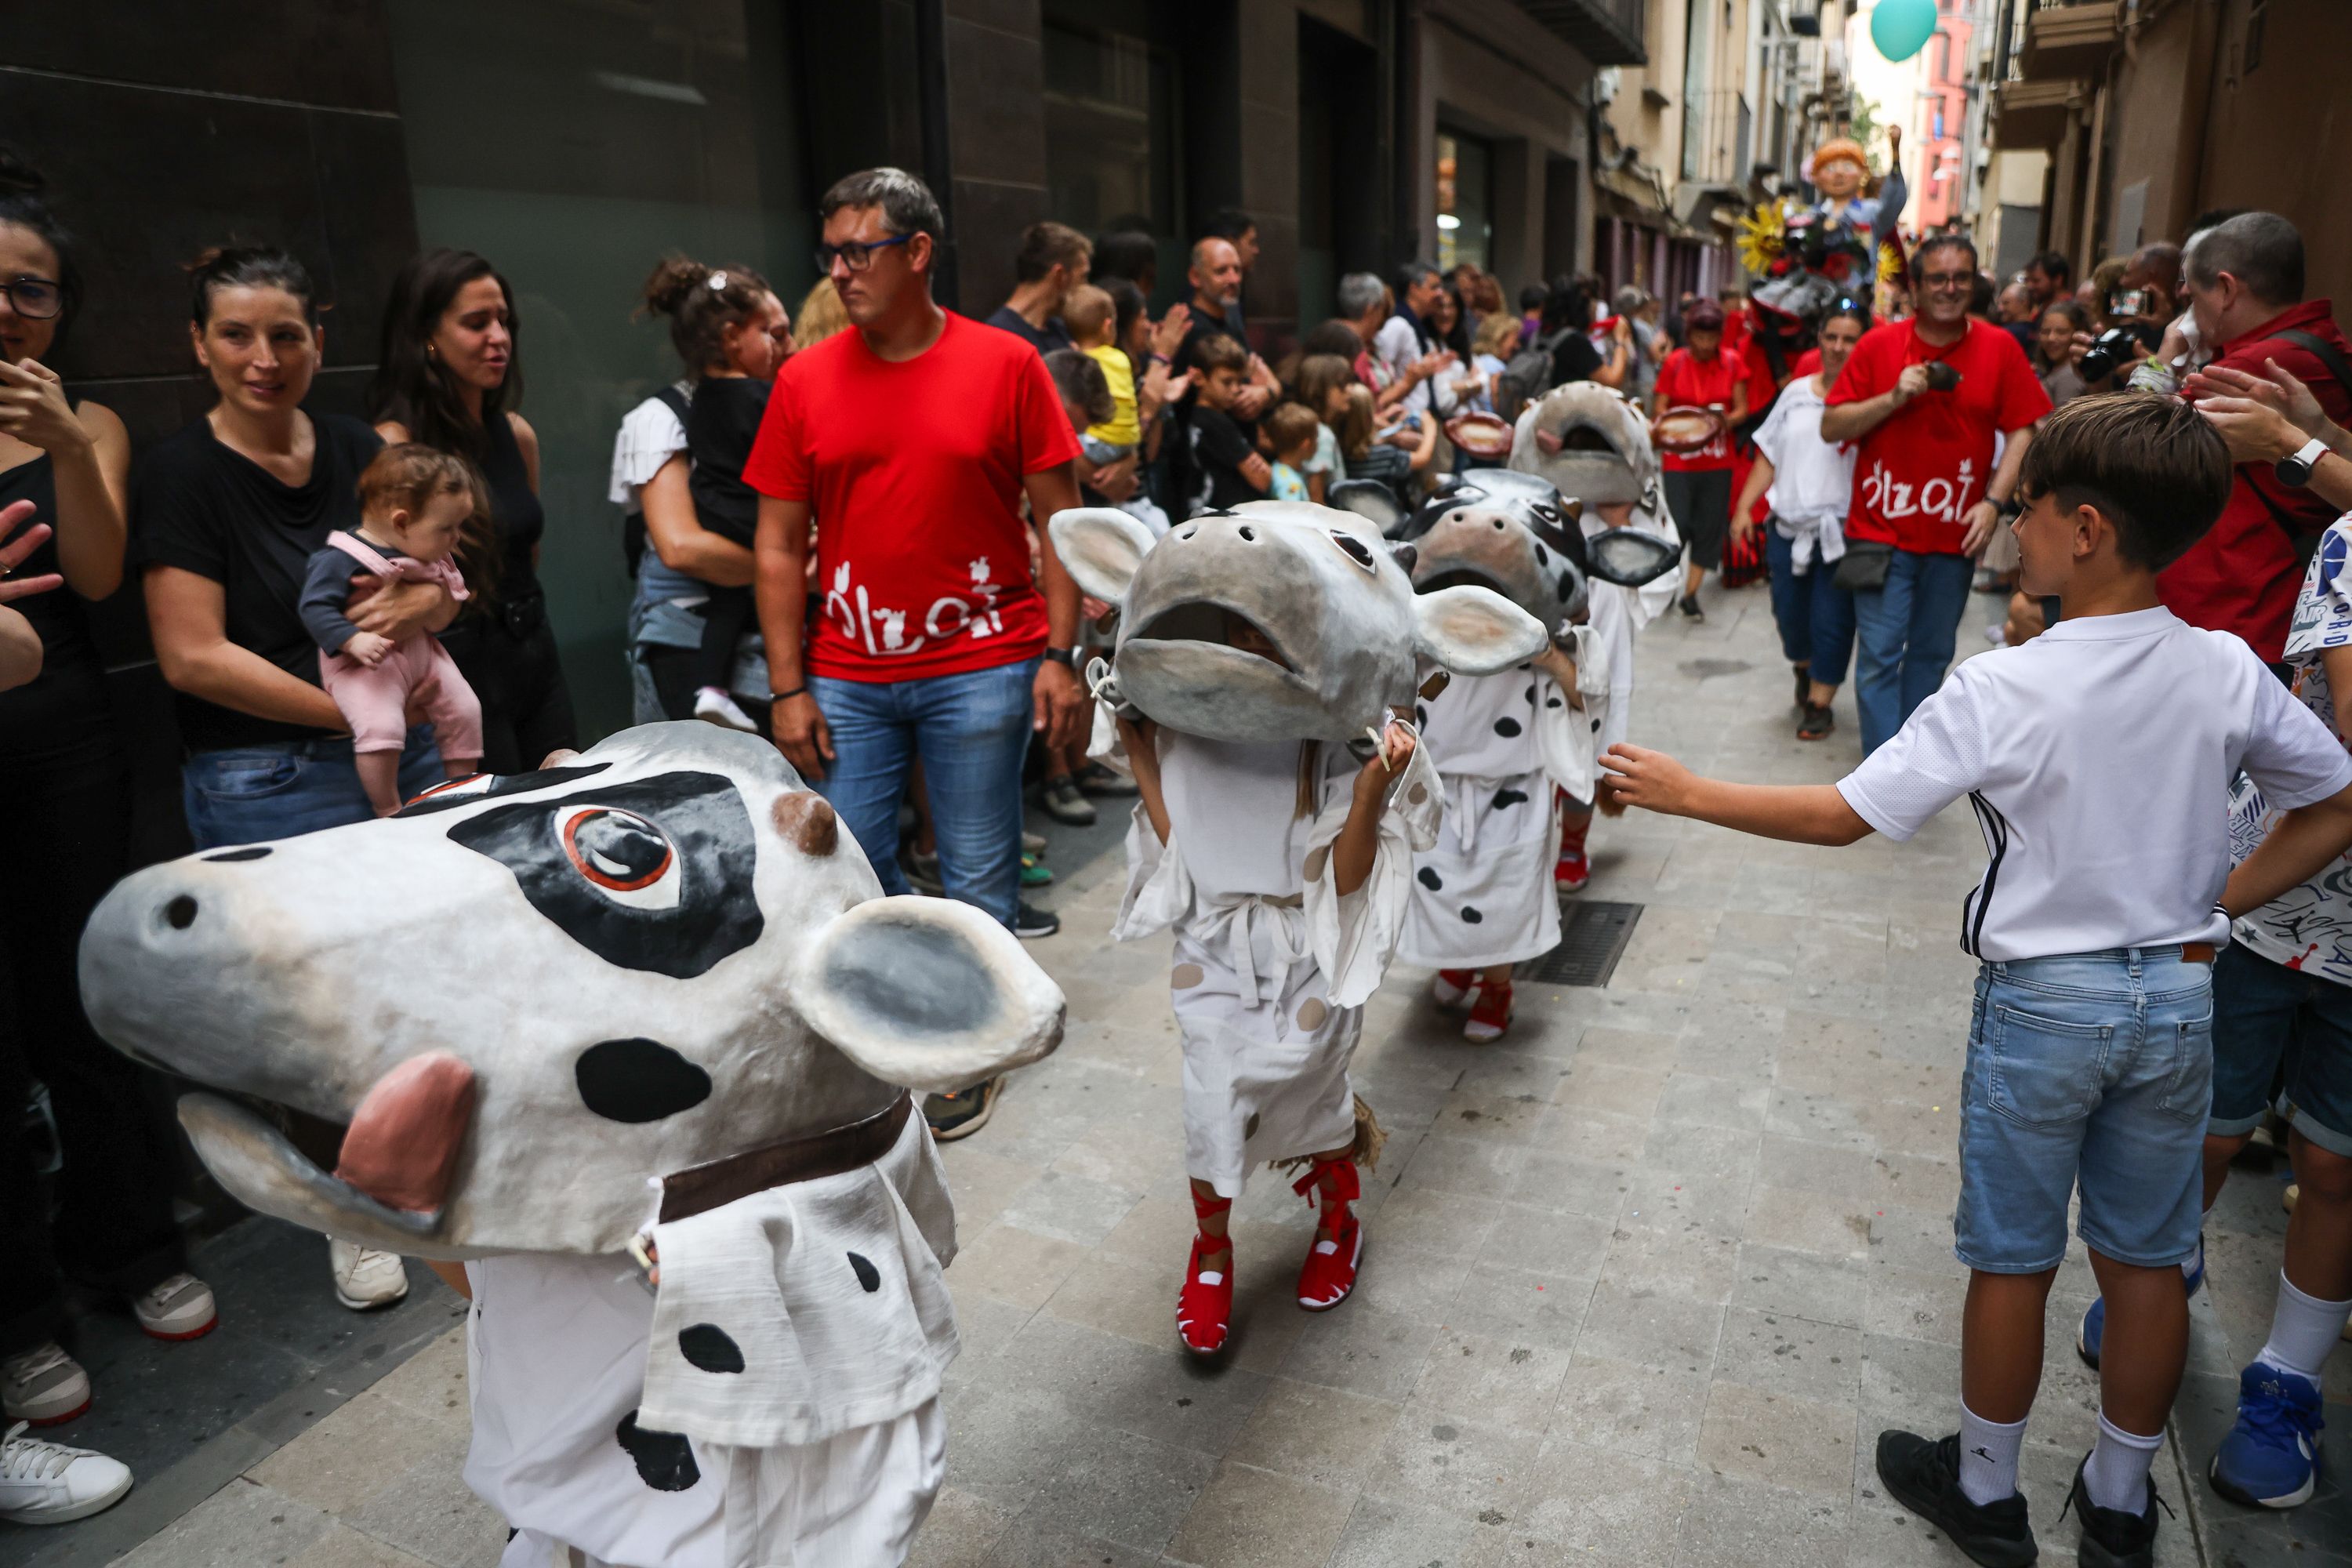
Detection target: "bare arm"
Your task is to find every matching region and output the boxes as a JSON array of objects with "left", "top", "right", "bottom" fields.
[
  {"left": 1819, "top": 364, "right": 1928, "bottom": 443},
  {"left": 1330, "top": 722, "right": 1418, "bottom": 896},
  {"left": 1599, "top": 743, "right": 1874, "bottom": 845},
  {"left": 642, "top": 456, "right": 754, "bottom": 586},
  {"left": 1116, "top": 716, "right": 1171, "bottom": 844},
  {"left": 2225, "top": 783, "right": 2352, "bottom": 918},
  {"left": 1733, "top": 452, "right": 1776, "bottom": 538},
  {"left": 0, "top": 604, "right": 39, "bottom": 692},
  {"left": 1023, "top": 463, "right": 1088, "bottom": 750},
  {"left": 753, "top": 493, "right": 829, "bottom": 779},
  {"left": 1403, "top": 415, "right": 1441, "bottom": 473},
  {"left": 144, "top": 564, "right": 347, "bottom": 731},
  {"left": 1590, "top": 338, "right": 1630, "bottom": 390},
  {"left": 0, "top": 365, "right": 131, "bottom": 598},
  {"left": 1728, "top": 379, "right": 1751, "bottom": 427}
]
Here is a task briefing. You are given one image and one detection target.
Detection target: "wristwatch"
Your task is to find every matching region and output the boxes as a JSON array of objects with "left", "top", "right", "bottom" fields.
[
  {"left": 2278, "top": 436, "right": 2332, "bottom": 488},
  {"left": 1042, "top": 647, "right": 1076, "bottom": 668}
]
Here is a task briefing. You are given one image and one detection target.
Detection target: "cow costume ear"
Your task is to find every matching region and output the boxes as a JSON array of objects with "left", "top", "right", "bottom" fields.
[
  {"left": 1326, "top": 480, "right": 1407, "bottom": 533},
  {"left": 1584, "top": 527, "right": 1685, "bottom": 587},
  {"left": 1047, "top": 508, "right": 1157, "bottom": 608},
  {"left": 794, "top": 898, "right": 1065, "bottom": 1093},
  {"left": 1414, "top": 585, "right": 1548, "bottom": 676}
]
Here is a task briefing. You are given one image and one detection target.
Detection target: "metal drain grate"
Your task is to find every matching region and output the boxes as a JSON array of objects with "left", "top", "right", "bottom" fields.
[{"left": 1520, "top": 900, "right": 1643, "bottom": 987}]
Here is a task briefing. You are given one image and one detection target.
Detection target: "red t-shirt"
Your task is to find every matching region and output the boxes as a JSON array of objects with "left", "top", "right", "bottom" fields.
[
  {"left": 2157, "top": 299, "right": 2352, "bottom": 662},
  {"left": 1825, "top": 318, "right": 2051, "bottom": 555},
  {"left": 1655, "top": 348, "right": 1742, "bottom": 471},
  {"left": 744, "top": 313, "right": 1081, "bottom": 681}
]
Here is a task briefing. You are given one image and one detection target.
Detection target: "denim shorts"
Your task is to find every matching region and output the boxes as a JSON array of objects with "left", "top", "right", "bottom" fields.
[
  {"left": 2209, "top": 938, "right": 2352, "bottom": 1156},
  {"left": 1957, "top": 947, "right": 2212, "bottom": 1272}
]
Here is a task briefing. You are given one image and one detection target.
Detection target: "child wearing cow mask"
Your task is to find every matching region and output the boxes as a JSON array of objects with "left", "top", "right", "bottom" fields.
[
  {"left": 297, "top": 444, "right": 485, "bottom": 815},
  {"left": 1112, "top": 639, "right": 1428, "bottom": 1357}
]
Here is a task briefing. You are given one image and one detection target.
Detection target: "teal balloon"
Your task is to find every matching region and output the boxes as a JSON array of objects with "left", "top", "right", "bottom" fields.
[{"left": 1869, "top": 0, "right": 1937, "bottom": 61}]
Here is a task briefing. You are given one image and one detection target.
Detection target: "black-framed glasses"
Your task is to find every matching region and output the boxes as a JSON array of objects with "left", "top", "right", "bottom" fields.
[
  {"left": 0, "top": 275, "right": 62, "bottom": 320},
  {"left": 815, "top": 234, "right": 914, "bottom": 274}
]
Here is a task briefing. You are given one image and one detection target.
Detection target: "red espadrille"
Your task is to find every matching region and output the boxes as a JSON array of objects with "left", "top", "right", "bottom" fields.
[
  {"left": 1178, "top": 1188, "right": 1235, "bottom": 1356},
  {"left": 1292, "top": 1159, "right": 1364, "bottom": 1312}
]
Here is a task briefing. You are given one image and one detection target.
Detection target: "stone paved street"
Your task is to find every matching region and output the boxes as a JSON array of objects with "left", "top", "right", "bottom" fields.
[{"left": 13, "top": 582, "right": 2343, "bottom": 1567}]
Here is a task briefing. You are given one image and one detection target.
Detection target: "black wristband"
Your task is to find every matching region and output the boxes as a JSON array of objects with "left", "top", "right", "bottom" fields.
[
  {"left": 1042, "top": 647, "right": 1076, "bottom": 668},
  {"left": 771, "top": 685, "right": 808, "bottom": 702}
]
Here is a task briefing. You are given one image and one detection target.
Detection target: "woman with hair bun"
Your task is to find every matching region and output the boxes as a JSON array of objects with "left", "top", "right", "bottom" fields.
[
  {"left": 0, "top": 151, "right": 208, "bottom": 1473},
  {"left": 370, "top": 248, "right": 575, "bottom": 774}
]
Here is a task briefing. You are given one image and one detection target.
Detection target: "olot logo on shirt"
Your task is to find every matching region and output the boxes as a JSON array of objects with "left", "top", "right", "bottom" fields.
[
  {"left": 1860, "top": 456, "right": 1977, "bottom": 525},
  {"left": 823, "top": 557, "right": 1008, "bottom": 657}
]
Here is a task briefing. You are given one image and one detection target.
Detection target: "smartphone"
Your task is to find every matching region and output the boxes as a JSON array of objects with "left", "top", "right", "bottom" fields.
[{"left": 2108, "top": 288, "right": 2148, "bottom": 318}]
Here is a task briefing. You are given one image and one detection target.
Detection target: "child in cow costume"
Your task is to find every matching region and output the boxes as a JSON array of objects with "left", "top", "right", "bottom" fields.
[
  {"left": 1049, "top": 500, "right": 1545, "bottom": 1355},
  {"left": 77, "top": 724, "right": 1065, "bottom": 1567}
]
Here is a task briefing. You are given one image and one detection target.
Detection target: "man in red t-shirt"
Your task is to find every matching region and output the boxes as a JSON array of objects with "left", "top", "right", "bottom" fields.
[
  {"left": 2160, "top": 212, "right": 2352, "bottom": 664},
  {"left": 747, "top": 169, "right": 1086, "bottom": 981},
  {"left": 1824, "top": 234, "right": 2051, "bottom": 752},
  {"left": 1652, "top": 301, "right": 1750, "bottom": 617}
]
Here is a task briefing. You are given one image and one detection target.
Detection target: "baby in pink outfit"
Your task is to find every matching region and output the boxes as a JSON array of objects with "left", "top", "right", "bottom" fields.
[{"left": 299, "top": 445, "right": 485, "bottom": 815}]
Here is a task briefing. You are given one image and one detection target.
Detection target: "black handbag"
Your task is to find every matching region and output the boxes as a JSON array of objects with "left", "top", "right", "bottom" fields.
[{"left": 1831, "top": 539, "right": 1894, "bottom": 592}]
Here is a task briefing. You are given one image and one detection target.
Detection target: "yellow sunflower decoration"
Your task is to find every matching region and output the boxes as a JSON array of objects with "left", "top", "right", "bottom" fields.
[
  {"left": 1736, "top": 202, "right": 1786, "bottom": 274},
  {"left": 1877, "top": 241, "right": 1906, "bottom": 285}
]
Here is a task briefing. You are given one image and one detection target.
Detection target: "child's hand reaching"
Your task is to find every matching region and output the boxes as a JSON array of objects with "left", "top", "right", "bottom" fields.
[
  {"left": 343, "top": 631, "right": 394, "bottom": 667},
  {"left": 1598, "top": 743, "right": 1693, "bottom": 815}
]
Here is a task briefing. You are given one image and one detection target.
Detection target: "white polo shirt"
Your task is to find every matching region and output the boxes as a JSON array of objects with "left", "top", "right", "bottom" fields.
[{"left": 1838, "top": 606, "right": 2352, "bottom": 961}]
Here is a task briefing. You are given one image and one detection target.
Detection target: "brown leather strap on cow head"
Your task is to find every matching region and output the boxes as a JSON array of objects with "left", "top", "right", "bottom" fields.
[{"left": 658, "top": 1091, "right": 914, "bottom": 1224}]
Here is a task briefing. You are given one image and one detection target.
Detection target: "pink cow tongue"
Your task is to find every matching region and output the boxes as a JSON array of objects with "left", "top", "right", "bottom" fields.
[{"left": 333, "top": 1051, "right": 476, "bottom": 1214}]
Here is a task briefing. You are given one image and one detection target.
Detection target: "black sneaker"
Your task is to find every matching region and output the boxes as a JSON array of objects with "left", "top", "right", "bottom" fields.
[
  {"left": 1875, "top": 1430, "right": 2038, "bottom": 1567},
  {"left": 2063, "top": 1456, "right": 2162, "bottom": 1568},
  {"left": 1014, "top": 901, "right": 1060, "bottom": 940},
  {"left": 1798, "top": 703, "right": 1835, "bottom": 741},
  {"left": 924, "top": 1077, "right": 1001, "bottom": 1141},
  {"left": 1679, "top": 593, "right": 1704, "bottom": 620}
]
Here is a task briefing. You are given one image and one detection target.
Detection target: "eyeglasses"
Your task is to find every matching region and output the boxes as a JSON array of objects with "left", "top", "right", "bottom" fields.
[
  {"left": 814, "top": 234, "right": 914, "bottom": 275},
  {"left": 1918, "top": 271, "right": 1973, "bottom": 292},
  {"left": 0, "top": 275, "right": 63, "bottom": 320}
]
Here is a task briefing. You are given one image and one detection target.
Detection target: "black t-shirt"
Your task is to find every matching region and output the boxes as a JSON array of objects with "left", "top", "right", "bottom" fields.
[
  {"left": 685, "top": 376, "right": 769, "bottom": 550},
  {"left": 1168, "top": 309, "right": 1255, "bottom": 514},
  {"left": 1550, "top": 331, "right": 1603, "bottom": 389},
  {"left": 1187, "top": 406, "right": 1261, "bottom": 513},
  {"left": 132, "top": 412, "right": 384, "bottom": 753},
  {"left": 984, "top": 305, "right": 1073, "bottom": 356}
]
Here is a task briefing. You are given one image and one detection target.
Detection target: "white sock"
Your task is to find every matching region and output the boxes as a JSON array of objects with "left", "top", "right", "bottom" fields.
[
  {"left": 2182, "top": 1232, "right": 2205, "bottom": 1282},
  {"left": 2083, "top": 1412, "right": 2161, "bottom": 1514},
  {"left": 1958, "top": 1403, "right": 2027, "bottom": 1506},
  {"left": 2256, "top": 1271, "right": 2352, "bottom": 1385}
]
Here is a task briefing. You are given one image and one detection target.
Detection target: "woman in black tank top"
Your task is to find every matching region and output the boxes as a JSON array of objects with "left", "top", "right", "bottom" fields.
[
  {"left": 369, "top": 249, "right": 576, "bottom": 774},
  {"left": 0, "top": 151, "right": 208, "bottom": 1414}
]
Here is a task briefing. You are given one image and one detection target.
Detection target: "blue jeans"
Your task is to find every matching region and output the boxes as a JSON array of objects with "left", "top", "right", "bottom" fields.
[
  {"left": 1765, "top": 527, "right": 1857, "bottom": 687},
  {"left": 181, "top": 728, "right": 447, "bottom": 851},
  {"left": 1958, "top": 948, "right": 2213, "bottom": 1272},
  {"left": 808, "top": 659, "right": 1037, "bottom": 929},
  {"left": 2208, "top": 939, "right": 2352, "bottom": 1156},
  {"left": 1850, "top": 548, "right": 1975, "bottom": 753}
]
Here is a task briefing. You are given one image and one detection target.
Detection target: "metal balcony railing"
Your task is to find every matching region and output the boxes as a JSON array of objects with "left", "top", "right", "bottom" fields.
[{"left": 1512, "top": 0, "right": 1647, "bottom": 67}]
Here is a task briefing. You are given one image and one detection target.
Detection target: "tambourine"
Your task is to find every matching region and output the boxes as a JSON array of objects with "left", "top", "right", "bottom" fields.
[
  {"left": 1443, "top": 412, "right": 1516, "bottom": 460},
  {"left": 1652, "top": 405, "right": 1728, "bottom": 454}
]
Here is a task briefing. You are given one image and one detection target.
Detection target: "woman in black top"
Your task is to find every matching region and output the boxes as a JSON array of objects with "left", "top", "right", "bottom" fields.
[
  {"left": 1540, "top": 275, "right": 1632, "bottom": 393},
  {"left": 370, "top": 249, "right": 576, "bottom": 775},
  {"left": 0, "top": 152, "right": 222, "bottom": 1420}
]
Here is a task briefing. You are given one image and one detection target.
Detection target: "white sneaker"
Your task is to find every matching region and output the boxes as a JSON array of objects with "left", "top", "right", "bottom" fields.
[
  {"left": 132, "top": 1272, "right": 219, "bottom": 1341},
  {"left": 0, "top": 1421, "right": 132, "bottom": 1524},
  {"left": 692, "top": 686, "right": 760, "bottom": 733},
  {"left": 1, "top": 1344, "right": 89, "bottom": 1426},
  {"left": 328, "top": 1240, "right": 409, "bottom": 1311}
]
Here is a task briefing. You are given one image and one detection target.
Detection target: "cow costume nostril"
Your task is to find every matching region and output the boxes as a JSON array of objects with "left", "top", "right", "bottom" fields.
[{"left": 165, "top": 895, "right": 198, "bottom": 929}]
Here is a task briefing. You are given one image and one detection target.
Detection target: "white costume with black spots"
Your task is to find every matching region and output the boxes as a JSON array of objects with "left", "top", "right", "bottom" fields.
[
  {"left": 467, "top": 1109, "right": 955, "bottom": 1568},
  {"left": 1114, "top": 732, "right": 1440, "bottom": 1196},
  {"left": 1403, "top": 630, "right": 1608, "bottom": 968}
]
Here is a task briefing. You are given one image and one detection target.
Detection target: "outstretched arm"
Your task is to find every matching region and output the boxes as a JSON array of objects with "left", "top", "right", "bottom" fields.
[{"left": 1600, "top": 743, "right": 1873, "bottom": 845}]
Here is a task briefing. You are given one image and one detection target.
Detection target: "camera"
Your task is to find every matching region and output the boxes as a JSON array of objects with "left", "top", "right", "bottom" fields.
[
  {"left": 1922, "top": 361, "right": 1961, "bottom": 393},
  {"left": 2080, "top": 323, "right": 2160, "bottom": 383}
]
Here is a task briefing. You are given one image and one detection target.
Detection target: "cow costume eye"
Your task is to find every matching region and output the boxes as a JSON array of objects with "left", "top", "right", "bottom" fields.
[
  {"left": 1327, "top": 530, "right": 1378, "bottom": 573},
  {"left": 560, "top": 807, "right": 681, "bottom": 909}
]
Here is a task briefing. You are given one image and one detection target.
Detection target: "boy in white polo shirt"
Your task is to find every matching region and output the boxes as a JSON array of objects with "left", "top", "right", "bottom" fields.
[{"left": 1602, "top": 394, "right": 2352, "bottom": 1568}]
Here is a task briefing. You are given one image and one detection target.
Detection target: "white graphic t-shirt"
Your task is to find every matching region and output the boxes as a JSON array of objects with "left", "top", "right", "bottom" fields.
[{"left": 2230, "top": 516, "right": 2352, "bottom": 981}]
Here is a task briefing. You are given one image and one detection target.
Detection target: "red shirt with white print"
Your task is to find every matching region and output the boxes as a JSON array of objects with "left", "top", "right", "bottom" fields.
[
  {"left": 1825, "top": 318, "right": 2050, "bottom": 556},
  {"left": 744, "top": 311, "right": 1081, "bottom": 681},
  {"left": 1655, "top": 347, "right": 1742, "bottom": 472}
]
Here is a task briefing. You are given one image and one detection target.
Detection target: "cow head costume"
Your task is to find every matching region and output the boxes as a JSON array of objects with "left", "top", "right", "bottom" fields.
[
  {"left": 1045, "top": 499, "right": 1546, "bottom": 743},
  {"left": 78, "top": 722, "right": 1065, "bottom": 1261}
]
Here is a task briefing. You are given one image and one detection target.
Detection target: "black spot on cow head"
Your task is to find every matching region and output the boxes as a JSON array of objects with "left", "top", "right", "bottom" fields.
[
  {"left": 1417, "top": 867, "right": 1443, "bottom": 891},
  {"left": 848, "top": 1251, "right": 881, "bottom": 1292},
  {"left": 201, "top": 847, "right": 272, "bottom": 862},
  {"left": 1494, "top": 717, "right": 1523, "bottom": 738},
  {"left": 1461, "top": 906, "right": 1485, "bottom": 924},
  {"left": 1533, "top": 541, "right": 1550, "bottom": 568},
  {"left": 575, "top": 1038, "right": 712, "bottom": 1123},
  {"left": 615, "top": 1410, "right": 700, "bottom": 1490},
  {"left": 1492, "top": 788, "right": 1530, "bottom": 810},
  {"left": 445, "top": 771, "right": 761, "bottom": 978},
  {"left": 677, "top": 1323, "right": 745, "bottom": 1374},
  {"left": 1557, "top": 569, "right": 1576, "bottom": 603}
]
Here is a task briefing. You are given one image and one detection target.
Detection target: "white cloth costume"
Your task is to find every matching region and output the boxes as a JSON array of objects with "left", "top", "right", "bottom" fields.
[
  {"left": 467, "top": 1109, "right": 956, "bottom": 1568},
  {"left": 1583, "top": 497, "right": 1681, "bottom": 763},
  {"left": 1111, "top": 731, "right": 1440, "bottom": 1196},
  {"left": 1403, "top": 630, "right": 1610, "bottom": 968}
]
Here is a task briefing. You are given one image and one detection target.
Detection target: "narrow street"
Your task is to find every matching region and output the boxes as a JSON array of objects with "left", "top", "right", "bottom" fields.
[{"left": 14, "top": 582, "right": 2340, "bottom": 1568}]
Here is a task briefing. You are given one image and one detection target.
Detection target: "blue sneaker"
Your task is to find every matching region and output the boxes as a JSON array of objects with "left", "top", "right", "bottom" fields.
[
  {"left": 2078, "top": 1236, "right": 2205, "bottom": 1369},
  {"left": 2210, "top": 1360, "right": 2325, "bottom": 1508}
]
